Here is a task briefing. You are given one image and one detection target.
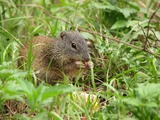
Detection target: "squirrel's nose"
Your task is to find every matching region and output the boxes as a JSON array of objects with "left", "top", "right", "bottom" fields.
[
  {"left": 82, "top": 55, "right": 90, "bottom": 62},
  {"left": 82, "top": 59, "right": 89, "bottom": 62}
]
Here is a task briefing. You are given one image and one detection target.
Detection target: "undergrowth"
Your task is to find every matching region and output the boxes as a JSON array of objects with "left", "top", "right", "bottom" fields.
[{"left": 0, "top": 0, "right": 160, "bottom": 119}]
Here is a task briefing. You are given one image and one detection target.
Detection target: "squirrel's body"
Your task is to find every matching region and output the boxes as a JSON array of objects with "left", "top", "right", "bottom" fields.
[{"left": 18, "top": 31, "right": 92, "bottom": 84}]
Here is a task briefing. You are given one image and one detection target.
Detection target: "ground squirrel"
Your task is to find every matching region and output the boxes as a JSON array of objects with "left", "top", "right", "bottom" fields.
[{"left": 18, "top": 31, "right": 93, "bottom": 84}]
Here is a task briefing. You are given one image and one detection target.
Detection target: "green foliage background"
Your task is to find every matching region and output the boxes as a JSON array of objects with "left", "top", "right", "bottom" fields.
[{"left": 0, "top": 0, "right": 160, "bottom": 119}]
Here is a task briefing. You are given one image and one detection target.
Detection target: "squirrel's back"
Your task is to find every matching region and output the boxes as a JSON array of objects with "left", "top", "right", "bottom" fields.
[{"left": 19, "top": 36, "right": 53, "bottom": 63}]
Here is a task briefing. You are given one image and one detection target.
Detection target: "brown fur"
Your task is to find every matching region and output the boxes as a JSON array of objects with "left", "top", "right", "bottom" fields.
[{"left": 18, "top": 31, "right": 90, "bottom": 84}]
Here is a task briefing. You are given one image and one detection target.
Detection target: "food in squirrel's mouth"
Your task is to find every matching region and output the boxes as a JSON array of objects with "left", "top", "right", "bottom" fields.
[{"left": 84, "top": 61, "right": 94, "bottom": 70}]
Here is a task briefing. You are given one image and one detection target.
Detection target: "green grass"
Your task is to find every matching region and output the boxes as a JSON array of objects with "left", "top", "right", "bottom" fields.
[{"left": 0, "top": 0, "right": 160, "bottom": 119}]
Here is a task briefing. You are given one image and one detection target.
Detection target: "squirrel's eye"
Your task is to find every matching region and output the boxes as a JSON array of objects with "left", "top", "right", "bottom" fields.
[{"left": 71, "top": 43, "right": 77, "bottom": 50}]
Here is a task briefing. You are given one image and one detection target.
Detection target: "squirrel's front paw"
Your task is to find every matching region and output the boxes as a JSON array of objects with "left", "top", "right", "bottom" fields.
[
  {"left": 75, "top": 61, "right": 94, "bottom": 70},
  {"left": 75, "top": 61, "right": 86, "bottom": 69},
  {"left": 84, "top": 61, "right": 94, "bottom": 70}
]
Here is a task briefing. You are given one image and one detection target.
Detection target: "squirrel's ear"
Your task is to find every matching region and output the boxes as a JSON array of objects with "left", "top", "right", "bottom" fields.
[{"left": 60, "top": 31, "right": 67, "bottom": 39}]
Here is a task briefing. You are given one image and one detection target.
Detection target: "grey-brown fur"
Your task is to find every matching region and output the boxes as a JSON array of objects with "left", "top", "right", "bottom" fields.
[{"left": 18, "top": 31, "right": 91, "bottom": 84}]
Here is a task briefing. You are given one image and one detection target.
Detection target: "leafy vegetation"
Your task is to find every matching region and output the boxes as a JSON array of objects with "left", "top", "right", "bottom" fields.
[{"left": 0, "top": 0, "right": 160, "bottom": 119}]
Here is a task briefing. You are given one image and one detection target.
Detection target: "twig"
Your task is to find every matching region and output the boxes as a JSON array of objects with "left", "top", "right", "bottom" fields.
[
  {"left": 146, "top": 4, "right": 160, "bottom": 41},
  {"left": 78, "top": 28, "right": 143, "bottom": 50},
  {"left": 138, "top": 24, "right": 149, "bottom": 49},
  {"left": 151, "top": 29, "right": 160, "bottom": 42},
  {"left": 137, "top": 4, "right": 160, "bottom": 58},
  {"left": 78, "top": 28, "right": 160, "bottom": 59},
  {"left": 5, "top": 102, "right": 15, "bottom": 115}
]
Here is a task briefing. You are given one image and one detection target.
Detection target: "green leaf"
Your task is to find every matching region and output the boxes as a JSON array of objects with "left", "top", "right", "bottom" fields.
[
  {"left": 91, "top": 2, "right": 107, "bottom": 9},
  {"left": 1, "top": 81, "right": 24, "bottom": 102},
  {"left": 50, "top": 20, "right": 59, "bottom": 36},
  {"left": 14, "top": 114, "right": 30, "bottom": 120},
  {"left": 32, "top": 111, "right": 49, "bottom": 120},
  {"left": 81, "top": 32, "right": 94, "bottom": 40},
  {"left": 41, "top": 85, "right": 77, "bottom": 101},
  {"left": 119, "top": 8, "right": 137, "bottom": 18},
  {"left": 126, "top": 20, "right": 139, "bottom": 28},
  {"left": 7, "top": 71, "right": 27, "bottom": 80},
  {"left": 111, "top": 20, "right": 128, "bottom": 29},
  {"left": 17, "top": 79, "right": 35, "bottom": 96},
  {"left": 136, "top": 72, "right": 150, "bottom": 79},
  {"left": 0, "top": 62, "right": 12, "bottom": 70},
  {"left": 123, "top": 98, "right": 143, "bottom": 106},
  {"left": 136, "top": 83, "right": 160, "bottom": 100},
  {"left": 123, "top": 98, "right": 158, "bottom": 107},
  {"left": 50, "top": 111, "right": 63, "bottom": 120}
]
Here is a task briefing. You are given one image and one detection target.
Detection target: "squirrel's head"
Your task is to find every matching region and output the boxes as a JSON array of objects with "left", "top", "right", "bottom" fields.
[{"left": 58, "top": 31, "right": 90, "bottom": 63}]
